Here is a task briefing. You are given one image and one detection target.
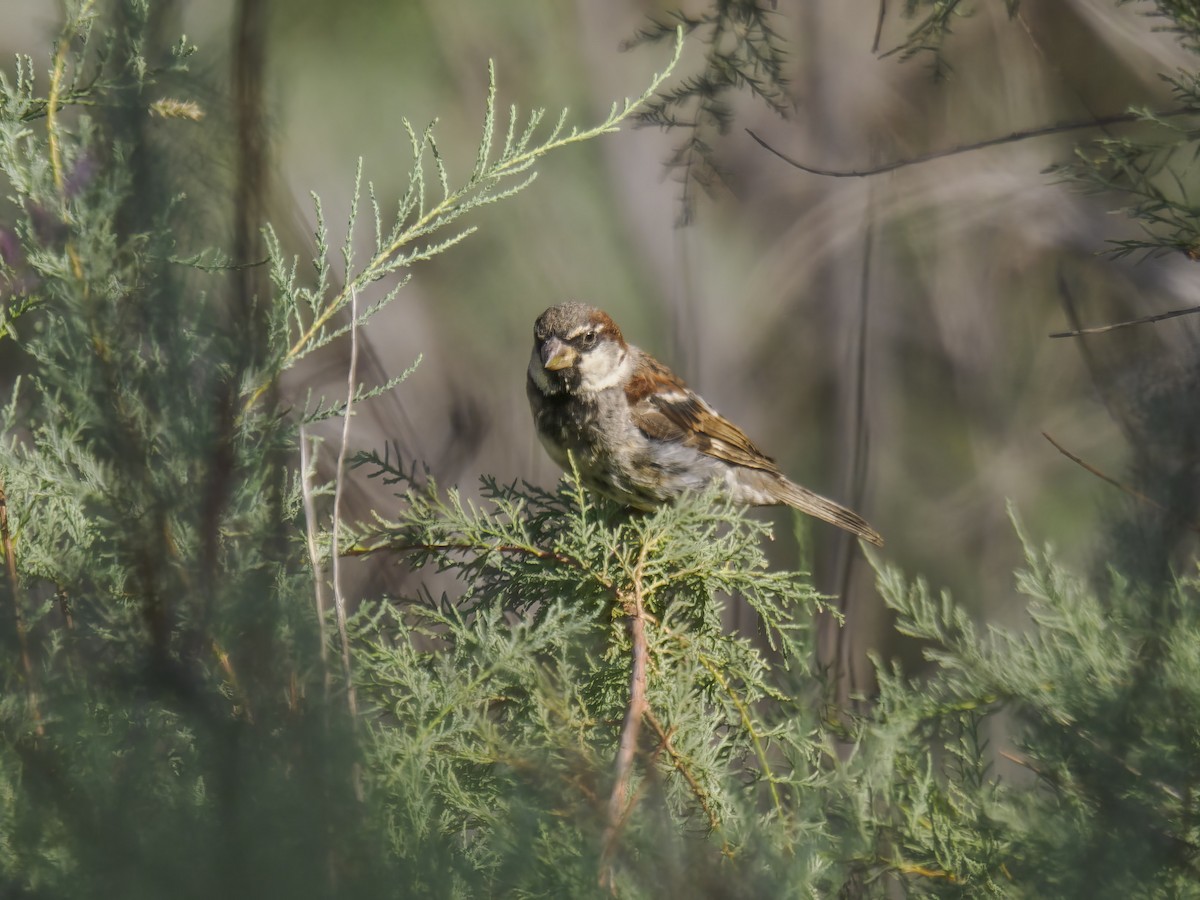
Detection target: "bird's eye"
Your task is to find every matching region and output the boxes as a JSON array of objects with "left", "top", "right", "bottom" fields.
[{"left": 581, "top": 330, "right": 598, "bottom": 348}]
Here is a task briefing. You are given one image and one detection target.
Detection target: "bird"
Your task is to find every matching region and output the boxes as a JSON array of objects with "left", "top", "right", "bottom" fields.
[{"left": 526, "top": 302, "right": 883, "bottom": 545}]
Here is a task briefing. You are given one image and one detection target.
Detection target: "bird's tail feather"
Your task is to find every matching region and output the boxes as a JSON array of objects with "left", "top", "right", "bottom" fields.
[{"left": 774, "top": 478, "right": 884, "bottom": 546}]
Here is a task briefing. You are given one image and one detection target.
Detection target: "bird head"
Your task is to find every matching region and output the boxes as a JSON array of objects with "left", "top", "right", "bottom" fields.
[{"left": 528, "top": 302, "right": 629, "bottom": 395}]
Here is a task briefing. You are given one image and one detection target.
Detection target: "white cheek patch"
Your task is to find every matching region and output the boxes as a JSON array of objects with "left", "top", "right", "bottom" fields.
[{"left": 577, "top": 345, "right": 630, "bottom": 393}]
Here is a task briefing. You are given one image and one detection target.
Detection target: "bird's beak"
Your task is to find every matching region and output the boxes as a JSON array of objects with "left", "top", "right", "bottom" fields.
[{"left": 541, "top": 337, "right": 577, "bottom": 371}]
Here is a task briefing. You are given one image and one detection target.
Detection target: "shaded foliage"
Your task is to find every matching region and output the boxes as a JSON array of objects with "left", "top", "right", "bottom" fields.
[
  {"left": 1, "top": 2, "right": 1199, "bottom": 898},
  {"left": 625, "top": 1, "right": 791, "bottom": 224}
]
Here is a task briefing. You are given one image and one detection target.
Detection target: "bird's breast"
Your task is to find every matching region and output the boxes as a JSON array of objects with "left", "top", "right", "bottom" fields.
[{"left": 528, "top": 378, "right": 733, "bottom": 508}]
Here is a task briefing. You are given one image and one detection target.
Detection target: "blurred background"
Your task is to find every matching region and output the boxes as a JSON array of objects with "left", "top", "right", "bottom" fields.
[{"left": 6, "top": 0, "right": 1198, "bottom": 691}]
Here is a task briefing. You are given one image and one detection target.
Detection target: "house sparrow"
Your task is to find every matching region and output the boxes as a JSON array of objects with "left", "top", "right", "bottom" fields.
[{"left": 526, "top": 302, "right": 883, "bottom": 545}]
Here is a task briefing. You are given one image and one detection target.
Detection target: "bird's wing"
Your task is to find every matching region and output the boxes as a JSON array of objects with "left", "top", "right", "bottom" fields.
[
  {"left": 623, "top": 351, "right": 884, "bottom": 545},
  {"left": 624, "top": 354, "right": 779, "bottom": 473}
]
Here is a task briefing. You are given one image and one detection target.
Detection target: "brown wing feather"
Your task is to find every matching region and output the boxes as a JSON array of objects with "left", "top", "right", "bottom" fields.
[
  {"left": 771, "top": 477, "right": 884, "bottom": 546},
  {"left": 623, "top": 354, "right": 780, "bottom": 473},
  {"left": 623, "top": 351, "right": 884, "bottom": 545}
]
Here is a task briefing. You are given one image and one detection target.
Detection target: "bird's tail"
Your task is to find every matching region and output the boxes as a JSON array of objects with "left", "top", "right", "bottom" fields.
[{"left": 773, "top": 477, "right": 884, "bottom": 546}]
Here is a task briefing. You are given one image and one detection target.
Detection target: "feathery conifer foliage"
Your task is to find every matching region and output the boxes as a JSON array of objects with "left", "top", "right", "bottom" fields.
[
  {"left": 617, "top": 1, "right": 1200, "bottom": 897},
  {"left": 346, "top": 463, "right": 834, "bottom": 894},
  {"left": 3, "top": 0, "right": 1200, "bottom": 897},
  {"left": 1055, "top": 74, "right": 1200, "bottom": 260},
  {"left": 625, "top": 2, "right": 791, "bottom": 223},
  {"left": 881, "top": 0, "right": 1200, "bottom": 261},
  {"left": 882, "top": 0, "right": 1021, "bottom": 68}
]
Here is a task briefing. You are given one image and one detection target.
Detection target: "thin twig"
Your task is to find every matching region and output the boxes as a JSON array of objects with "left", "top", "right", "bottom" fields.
[
  {"left": 610, "top": 735, "right": 668, "bottom": 841},
  {"left": 1049, "top": 303, "right": 1200, "bottom": 338},
  {"left": 746, "top": 107, "right": 1195, "bottom": 178},
  {"left": 47, "top": 0, "right": 94, "bottom": 283},
  {"left": 47, "top": 4, "right": 90, "bottom": 196},
  {"left": 0, "top": 479, "right": 43, "bottom": 737},
  {"left": 697, "top": 653, "right": 783, "bottom": 815},
  {"left": 211, "top": 639, "right": 254, "bottom": 724},
  {"left": 999, "top": 748, "right": 1041, "bottom": 775},
  {"left": 1002, "top": 744, "right": 1184, "bottom": 804},
  {"left": 654, "top": 618, "right": 785, "bottom": 819},
  {"left": 600, "top": 548, "right": 651, "bottom": 887},
  {"left": 347, "top": 539, "right": 584, "bottom": 571},
  {"left": 232, "top": 0, "right": 268, "bottom": 332},
  {"left": 331, "top": 288, "right": 359, "bottom": 720},
  {"left": 1053, "top": 268, "right": 1139, "bottom": 446},
  {"left": 1042, "top": 432, "right": 1200, "bottom": 535},
  {"left": 832, "top": 194, "right": 875, "bottom": 703},
  {"left": 1041, "top": 431, "right": 1158, "bottom": 509},
  {"left": 644, "top": 709, "right": 721, "bottom": 834},
  {"left": 240, "top": 30, "right": 685, "bottom": 417},
  {"left": 894, "top": 863, "right": 958, "bottom": 881},
  {"left": 871, "top": 0, "right": 886, "bottom": 54},
  {"left": 299, "top": 426, "right": 331, "bottom": 699}
]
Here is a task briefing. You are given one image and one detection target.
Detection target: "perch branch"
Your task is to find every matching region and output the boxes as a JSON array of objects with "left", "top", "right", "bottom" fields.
[
  {"left": 347, "top": 539, "right": 585, "bottom": 571},
  {"left": 1042, "top": 432, "right": 1200, "bottom": 535},
  {"left": 0, "top": 479, "right": 43, "bottom": 736},
  {"left": 1049, "top": 303, "right": 1200, "bottom": 338},
  {"left": 746, "top": 107, "right": 1194, "bottom": 178},
  {"left": 331, "top": 287, "right": 360, "bottom": 720},
  {"left": 299, "top": 426, "right": 331, "bottom": 698},
  {"left": 599, "top": 547, "right": 652, "bottom": 887},
  {"left": 645, "top": 709, "right": 722, "bottom": 834}
]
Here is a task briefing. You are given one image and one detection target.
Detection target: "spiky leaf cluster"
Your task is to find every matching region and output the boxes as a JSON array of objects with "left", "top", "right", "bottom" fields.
[
  {"left": 881, "top": 0, "right": 1021, "bottom": 74},
  {"left": 346, "top": 453, "right": 836, "bottom": 889},
  {"left": 864, "top": 516, "right": 1200, "bottom": 896},
  {"left": 626, "top": 2, "right": 791, "bottom": 224},
  {"left": 5, "top": 3, "right": 1200, "bottom": 898},
  {"left": 0, "top": 4, "right": 685, "bottom": 896},
  {"left": 1050, "top": 80, "right": 1200, "bottom": 259},
  {"left": 1148, "top": 0, "right": 1200, "bottom": 56}
]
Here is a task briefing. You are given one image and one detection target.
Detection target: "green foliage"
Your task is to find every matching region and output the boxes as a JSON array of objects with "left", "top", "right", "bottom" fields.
[
  {"left": 258, "top": 34, "right": 682, "bottom": 413},
  {"left": 1051, "top": 80, "right": 1200, "bottom": 259},
  {"left": 1046, "top": 0, "right": 1200, "bottom": 260},
  {"left": 882, "top": 0, "right": 1021, "bottom": 72},
  {"left": 0, "top": 2, "right": 696, "bottom": 896},
  {"left": 332, "top": 465, "right": 1200, "bottom": 896},
  {"left": 886, "top": 0, "right": 1200, "bottom": 262},
  {"left": 867, "top": 517, "right": 1200, "bottom": 896},
  {"left": 3, "top": 2, "right": 1200, "bottom": 898},
  {"left": 1149, "top": 0, "right": 1200, "bottom": 55},
  {"left": 348, "top": 460, "right": 827, "bottom": 888},
  {"left": 626, "top": 2, "right": 791, "bottom": 223}
]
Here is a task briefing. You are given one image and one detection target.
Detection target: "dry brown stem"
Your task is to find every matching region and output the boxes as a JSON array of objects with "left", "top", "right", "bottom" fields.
[
  {"left": 0, "top": 479, "right": 43, "bottom": 737},
  {"left": 747, "top": 108, "right": 1194, "bottom": 179},
  {"left": 599, "top": 548, "right": 651, "bottom": 889},
  {"left": 1048, "top": 304, "right": 1200, "bottom": 338},
  {"left": 1042, "top": 432, "right": 1200, "bottom": 535}
]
